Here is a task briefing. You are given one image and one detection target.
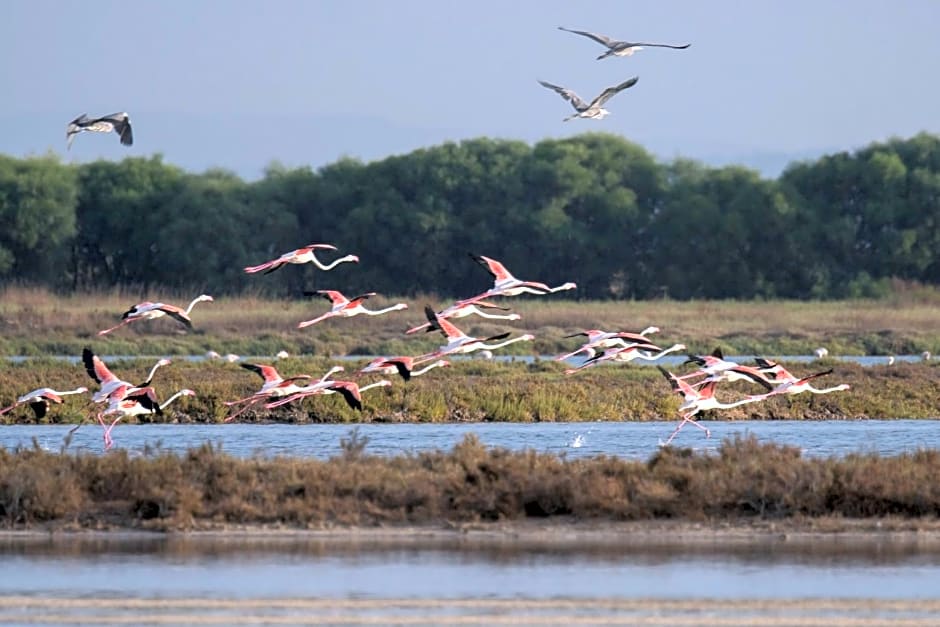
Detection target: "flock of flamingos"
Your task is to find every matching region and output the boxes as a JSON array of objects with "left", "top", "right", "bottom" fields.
[{"left": 0, "top": 243, "right": 851, "bottom": 449}]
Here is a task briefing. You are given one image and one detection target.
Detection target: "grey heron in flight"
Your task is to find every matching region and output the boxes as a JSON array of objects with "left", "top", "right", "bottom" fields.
[
  {"left": 558, "top": 26, "right": 690, "bottom": 60},
  {"left": 66, "top": 112, "right": 133, "bottom": 149},
  {"left": 538, "top": 77, "right": 639, "bottom": 121}
]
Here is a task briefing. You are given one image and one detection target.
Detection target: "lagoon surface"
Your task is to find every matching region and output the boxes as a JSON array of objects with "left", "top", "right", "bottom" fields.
[
  {"left": 1, "top": 534, "right": 939, "bottom": 625},
  {"left": 2, "top": 419, "right": 939, "bottom": 460}
]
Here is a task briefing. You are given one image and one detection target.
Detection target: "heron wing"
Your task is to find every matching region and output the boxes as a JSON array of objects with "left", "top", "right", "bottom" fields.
[
  {"left": 558, "top": 27, "right": 617, "bottom": 48},
  {"left": 628, "top": 41, "right": 690, "bottom": 49},
  {"left": 591, "top": 77, "right": 639, "bottom": 107},
  {"left": 537, "top": 80, "right": 589, "bottom": 111}
]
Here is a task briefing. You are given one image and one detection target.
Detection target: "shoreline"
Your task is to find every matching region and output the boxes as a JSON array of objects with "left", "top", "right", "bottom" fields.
[{"left": 7, "top": 518, "right": 940, "bottom": 547}]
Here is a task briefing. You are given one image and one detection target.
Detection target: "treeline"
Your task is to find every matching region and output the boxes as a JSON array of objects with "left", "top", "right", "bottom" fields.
[{"left": 2, "top": 132, "right": 939, "bottom": 300}]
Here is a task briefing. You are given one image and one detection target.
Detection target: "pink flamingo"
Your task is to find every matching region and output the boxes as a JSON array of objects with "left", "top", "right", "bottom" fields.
[
  {"left": 658, "top": 366, "right": 766, "bottom": 446},
  {"left": 416, "top": 305, "right": 535, "bottom": 362},
  {"left": 82, "top": 347, "right": 172, "bottom": 403},
  {"left": 223, "top": 363, "right": 340, "bottom": 422},
  {"left": 297, "top": 291, "right": 408, "bottom": 328},
  {"left": 564, "top": 343, "right": 685, "bottom": 374},
  {"left": 555, "top": 326, "right": 661, "bottom": 361},
  {"left": 98, "top": 294, "right": 214, "bottom": 335},
  {"left": 266, "top": 378, "right": 393, "bottom": 411},
  {"left": 244, "top": 244, "right": 359, "bottom": 274},
  {"left": 748, "top": 368, "right": 851, "bottom": 400},
  {"left": 0, "top": 386, "right": 89, "bottom": 419},
  {"left": 468, "top": 253, "right": 577, "bottom": 298},
  {"left": 405, "top": 296, "right": 521, "bottom": 334},
  {"left": 97, "top": 384, "right": 195, "bottom": 449},
  {"left": 359, "top": 356, "right": 451, "bottom": 381}
]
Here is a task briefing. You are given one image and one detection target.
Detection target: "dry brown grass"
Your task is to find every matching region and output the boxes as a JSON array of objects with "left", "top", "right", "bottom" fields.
[
  {"left": 3, "top": 435, "right": 940, "bottom": 530},
  {"left": 2, "top": 286, "right": 939, "bottom": 357}
]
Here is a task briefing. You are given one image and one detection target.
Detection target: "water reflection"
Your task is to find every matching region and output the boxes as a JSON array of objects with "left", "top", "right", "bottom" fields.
[{"left": 2, "top": 532, "right": 940, "bottom": 601}]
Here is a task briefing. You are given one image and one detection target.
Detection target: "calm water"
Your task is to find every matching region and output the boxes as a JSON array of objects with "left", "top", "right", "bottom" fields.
[
  {"left": 2, "top": 419, "right": 939, "bottom": 459},
  {"left": 0, "top": 535, "right": 939, "bottom": 625}
]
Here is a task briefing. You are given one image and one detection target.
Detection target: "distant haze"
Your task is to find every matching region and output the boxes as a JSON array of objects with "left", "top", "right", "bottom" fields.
[{"left": 3, "top": 1, "right": 938, "bottom": 178}]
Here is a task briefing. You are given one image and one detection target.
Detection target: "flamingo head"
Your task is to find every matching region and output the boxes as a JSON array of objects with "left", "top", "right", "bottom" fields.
[
  {"left": 520, "top": 334, "right": 536, "bottom": 341},
  {"left": 180, "top": 389, "right": 197, "bottom": 397},
  {"left": 157, "top": 359, "right": 172, "bottom": 367},
  {"left": 508, "top": 314, "right": 522, "bottom": 321},
  {"left": 343, "top": 255, "right": 360, "bottom": 264},
  {"left": 75, "top": 386, "right": 89, "bottom": 394},
  {"left": 196, "top": 295, "right": 214, "bottom": 303}
]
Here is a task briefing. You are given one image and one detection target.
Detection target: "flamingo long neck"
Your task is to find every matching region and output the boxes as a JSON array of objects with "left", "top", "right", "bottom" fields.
[
  {"left": 56, "top": 388, "right": 88, "bottom": 397},
  {"left": 363, "top": 305, "right": 405, "bottom": 315},
  {"left": 144, "top": 360, "right": 168, "bottom": 384},
  {"left": 650, "top": 344, "right": 685, "bottom": 359},
  {"left": 159, "top": 390, "right": 191, "bottom": 410},
  {"left": 471, "top": 308, "right": 517, "bottom": 320},
  {"left": 412, "top": 361, "right": 447, "bottom": 376},
  {"left": 318, "top": 366, "right": 345, "bottom": 383},
  {"left": 184, "top": 296, "right": 206, "bottom": 315},
  {"left": 358, "top": 381, "right": 391, "bottom": 393},
  {"left": 478, "top": 336, "right": 530, "bottom": 351},
  {"left": 312, "top": 255, "right": 355, "bottom": 271},
  {"left": 805, "top": 384, "right": 848, "bottom": 394}
]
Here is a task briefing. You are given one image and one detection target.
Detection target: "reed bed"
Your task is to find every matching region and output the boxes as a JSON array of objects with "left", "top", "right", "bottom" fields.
[
  {"left": 3, "top": 434, "right": 940, "bottom": 530},
  {"left": 0, "top": 358, "right": 935, "bottom": 424}
]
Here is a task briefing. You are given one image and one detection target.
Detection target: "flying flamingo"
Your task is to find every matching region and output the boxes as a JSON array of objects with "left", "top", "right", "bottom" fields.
[
  {"left": 97, "top": 294, "right": 214, "bottom": 335},
  {"left": 555, "top": 326, "right": 661, "bottom": 361},
  {"left": 297, "top": 291, "right": 408, "bottom": 328},
  {"left": 244, "top": 244, "right": 359, "bottom": 274},
  {"left": 468, "top": 253, "right": 577, "bottom": 298},
  {"left": 692, "top": 362, "right": 776, "bottom": 391},
  {"left": 359, "top": 356, "right": 451, "bottom": 381},
  {"left": 657, "top": 366, "right": 766, "bottom": 446},
  {"left": 222, "top": 363, "right": 337, "bottom": 422},
  {"left": 558, "top": 26, "right": 690, "bottom": 60},
  {"left": 405, "top": 296, "right": 521, "bottom": 334},
  {"left": 416, "top": 305, "right": 535, "bottom": 362},
  {"left": 266, "top": 378, "right": 393, "bottom": 411},
  {"left": 675, "top": 347, "right": 743, "bottom": 380},
  {"left": 748, "top": 368, "right": 851, "bottom": 400},
  {"left": 564, "top": 343, "right": 686, "bottom": 374},
  {"left": 0, "top": 386, "right": 89, "bottom": 419},
  {"left": 82, "top": 347, "right": 172, "bottom": 403},
  {"left": 97, "top": 384, "right": 195, "bottom": 449}
]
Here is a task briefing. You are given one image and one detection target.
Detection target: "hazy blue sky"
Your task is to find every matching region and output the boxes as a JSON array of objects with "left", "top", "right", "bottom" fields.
[{"left": 3, "top": 0, "right": 939, "bottom": 178}]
